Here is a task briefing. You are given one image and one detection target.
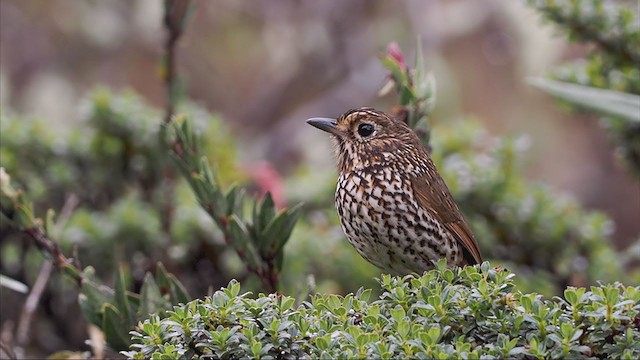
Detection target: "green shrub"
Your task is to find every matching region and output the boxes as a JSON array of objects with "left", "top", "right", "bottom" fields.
[
  {"left": 124, "top": 261, "right": 640, "bottom": 359},
  {"left": 527, "top": 0, "right": 640, "bottom": 177}
]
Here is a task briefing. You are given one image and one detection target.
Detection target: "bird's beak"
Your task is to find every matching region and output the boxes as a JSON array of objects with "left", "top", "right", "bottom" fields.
[{"left": 306, "top": 117, "right": 340, "bottom": 136}]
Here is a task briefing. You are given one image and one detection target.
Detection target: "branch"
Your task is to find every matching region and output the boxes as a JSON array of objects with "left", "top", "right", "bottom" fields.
[
  {"left": 163, "top": 0, "right": 192, "bottom": 124},
  {"left": 0, "top": 168, "right": 82, "bottom": 284},
  {"left": 0, "top": 340, "right": 16, "bottom": 360},
  {"left": 166, "top": 117, "right": 300, "bottom": 293},
  {"left": 16, "top": 260, "right": 53, "bottom": 346}
]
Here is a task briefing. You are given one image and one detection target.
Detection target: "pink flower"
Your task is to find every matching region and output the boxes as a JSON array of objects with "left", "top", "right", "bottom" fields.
[
  {"left": 246, "top": 161, "right": 286, "bottom": 210},
  {"left": 387, "top": 42, "right": 406, "bottom": 69}
]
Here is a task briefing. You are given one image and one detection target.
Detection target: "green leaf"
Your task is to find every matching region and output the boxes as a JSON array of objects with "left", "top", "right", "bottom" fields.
[
  {"left": 227, "top": 279, "right": 241, "bottom": 298},
  {"left": 252, "top": 198, "right": 260, "bottom": 236},
  {"left": 232, "top": 188, "right": 245, "bottom": 215},
  {"left": 564, "top": 288, "right": 578, "bottom": 306},
  {"left": 156, "top": 263, "right": 172, "bottom": 296},
  {"left": 114, "top": 265, "right": 133, "bottom": 327},
  {"left": 381, "top": 56, "right": 409, "bottom": 86},
  {"left": 258, "top": 193, "right": 276, "bottom": 232},
  {"left": 412, "top": 38, "right": 435, "bottom": 104},
  {"left": 45, "top": 209, "right": 56, "bottom": 236},
  {"left": 274, "top": 250, "right": 285, "bottom": 272},
  {"left": 528, "top": 77, "right": 640, "bottom": 122},
  {"left": 139, "top": 273, "right": 163, "bottom": 317},
  {"left": 228, "top": 216, "right": 262, "bottom": 268},
  {"left": 259, "top": 203, "right": 302, "bottom": 256},
  {"left": 78, "top": 297, "right": 95, "bottom": 325},
  {"left": 14, "top": 203, "right": 34, "bottom": 228},
  {"left": 155, "top": 262, "right": 190, "bottom": 305},
  {"left": 225, "top": 186, "right": 242, "bottom": 217},
  {"left": 167, "top": 273, "right": 190, "bottom": 304},
  {"left": 101, "top": 303, "right": 131, "bottom": 351},
  {"left": 79, "top": 268, "right": 115, "bottom": 327}
]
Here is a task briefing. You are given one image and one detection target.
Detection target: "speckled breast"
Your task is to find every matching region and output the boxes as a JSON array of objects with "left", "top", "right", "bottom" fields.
[{"left": 335, "top": 166, "right": 460, "bottom": 274}]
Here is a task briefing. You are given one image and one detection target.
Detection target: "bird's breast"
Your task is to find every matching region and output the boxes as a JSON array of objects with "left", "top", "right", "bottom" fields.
[
  {"left": 336, "top": 168, "right": 413, "bottom": 222},
  {"left": 335, "top": 166, "right": 458, "bottom": 274}
]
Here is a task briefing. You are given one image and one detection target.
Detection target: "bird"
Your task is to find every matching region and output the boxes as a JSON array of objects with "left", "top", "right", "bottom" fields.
[{"left": 306, "top": 108, "right": 482, "bottom": 274}]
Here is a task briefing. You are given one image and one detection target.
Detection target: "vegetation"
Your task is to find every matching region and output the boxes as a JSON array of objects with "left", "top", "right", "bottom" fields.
[
  {"left": 125, "top": 262, "right": 640, "bottom": 359},
  {"left": 0, "top": 0, "right": 638, "bottom": 358}
]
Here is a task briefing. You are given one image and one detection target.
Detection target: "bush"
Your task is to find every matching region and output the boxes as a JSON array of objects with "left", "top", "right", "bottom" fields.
[{"left": 124, "top": 260, "right": 640, "bottom": 359}]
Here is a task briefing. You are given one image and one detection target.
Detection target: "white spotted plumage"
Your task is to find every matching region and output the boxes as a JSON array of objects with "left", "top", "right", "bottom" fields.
[{"left": 336, "top": 164, "right": 462, "bottom": 275}]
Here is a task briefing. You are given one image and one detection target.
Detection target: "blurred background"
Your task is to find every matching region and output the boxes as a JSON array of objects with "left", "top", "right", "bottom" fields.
[{"left": 0, "top": 0, "right": 638, "bottom": 357}]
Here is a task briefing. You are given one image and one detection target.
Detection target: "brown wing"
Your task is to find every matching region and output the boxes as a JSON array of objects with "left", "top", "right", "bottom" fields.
[{"left": 410, "top": 163, "right": 482, "bottom": 265}]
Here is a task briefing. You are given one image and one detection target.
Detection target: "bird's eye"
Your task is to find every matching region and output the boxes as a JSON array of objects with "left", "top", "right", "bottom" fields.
[{"left": 357, "top": 123, "right": 375, "bottom": 137}]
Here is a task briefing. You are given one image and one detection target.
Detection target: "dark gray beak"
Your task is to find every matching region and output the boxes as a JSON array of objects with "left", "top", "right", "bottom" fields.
[{"left": 306, "top": 117, "right": 340, "bottom": 136}]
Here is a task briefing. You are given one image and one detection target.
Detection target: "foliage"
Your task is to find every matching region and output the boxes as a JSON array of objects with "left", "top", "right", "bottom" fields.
[
  {"left": 528, "top": 0, "right": 639, "bottom": 70},
  {"left": 434, "top": 120, "right": 638, "bottom": 293},
  {"left": 2, "top": 1, "right": 639, "bottom": 357},
  {"left": 0, "top": 88, "right": 166, "bottom": 210},
  {"left": 124, "top": 261, "right": 640, "bottom": 359},
  {"left": 166, "top": 115, "right": 301, "bottom": 292},
  {"left": 1, "top": 167, "right": 191, "bottom": 351},
  {"left": 0, "top": 89, "right": 239, "bottom": 283},
  {"left": 380, "top": 41, "right": 436, "bottom": 150},
  {"left": 528, "top": 77, "right": 639, "bottom": 122},
  {"left": 527, "top": 0, "right": 640, "bottom": 177},
  {"left": 78, "top": 264, "right": 189, "bottom": 351}
]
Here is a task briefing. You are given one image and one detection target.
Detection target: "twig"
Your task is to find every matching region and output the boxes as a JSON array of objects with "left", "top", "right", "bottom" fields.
[
  {"left": 23, "top": 228, "right": 70, "bottom": 274},
  {"left": 87, "top": 324, "right": 105, "bottom": 360},
  {"left": 163, "top": 0, "right": 191, "bottom": 124},
  {"left": 159, "top": 0, "right": 192, "bottom": 235},
  {"left": 17, "top": 225, "right": 83, "bottom": 288},
  {"left": 16, "top": 260, "right": 53, "bottom": 346},
  {"left": 0, "top": 339, "right": 16, "bottom": 360},
  {"left": 53, "top": 194, "right": 79, "bottom": 237},
  {"left": 0, "top": 320, "right": 17, "bottom": 360}
]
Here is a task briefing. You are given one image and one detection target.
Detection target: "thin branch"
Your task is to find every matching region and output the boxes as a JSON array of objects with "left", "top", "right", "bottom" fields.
[
  {"left": 159, "top": 0, "right": 192, "bottom": 235},
  {"left": 87, "top": 324, "right": 105, "bottom": 360},
  {"left": 53, "top": 194, "right": 79, "bottom": 237},
  {"left": 0, "top": 320, "right": 17, "bottom": 360},
  {"left": 16, "top": 260, "right": 54, "bottom": 346},
  {"left": 0, "top": 340, "right": 16, "bottom": 360},
  {"left": 23, "top": 228, "right": 67, "bottom": 273},
  {"left": 163, "top": 0, "right": 191, "bottom": 124}
]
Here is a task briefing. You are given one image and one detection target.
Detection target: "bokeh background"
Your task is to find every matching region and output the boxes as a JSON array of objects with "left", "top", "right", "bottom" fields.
[
  {"left": 1, "top": 0, "right": 637, "bottom": 242},
  {"left": 0, "top": 0, "right": 638, "bottom": 357}
]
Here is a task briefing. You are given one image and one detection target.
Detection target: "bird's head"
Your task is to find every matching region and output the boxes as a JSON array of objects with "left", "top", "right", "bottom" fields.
[{"left": 307, "top": 108, "right": 423, "bottom": 173}]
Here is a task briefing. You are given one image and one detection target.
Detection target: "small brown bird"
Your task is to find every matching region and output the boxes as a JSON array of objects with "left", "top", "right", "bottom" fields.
[{"left": 307, "top": 108, "right": 482, "bottom": 274}]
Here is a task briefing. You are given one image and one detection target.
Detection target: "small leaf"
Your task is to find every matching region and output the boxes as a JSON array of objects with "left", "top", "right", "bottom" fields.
[
  {"left": 168, "top": 274, "right": 191, "bottom": 305},
  {"left": 228, "top": 216, "right": 262, "bottom": 268},
  {"left": 156, "top": 262, "right": 191, "bottom": 304},
  {"left": 139, "top": 273, "right": 163, "bottom": 317},
  {"left": 274, "top": 251, "right": 285, "bottom": 272},
  {"left": 114, "top": 265, "right": 133, "bottom": 327},
  {"left": 79, "top": 271, "right": 115, "bottom": 327},
  {"left": 225, "top": 186, "right": 241, "bottom": 217},
  {"left": 45, "top": 209, "right": 56, "bottom": 236},
  {"left": 259, "top": 203, "right": 302, "bottom": 256},
  {"left": 381, "top": 56, "right": 409, "bottom": 86},
  {"left": 528, "top": 77, "right": 640, "bottom": 122},
  {"left": 564, "top": 288, "right": 578, "bottom": 306},
  {"left": 101, "top": 303, "right": 130, "bottom": 351},
  {"left": 227, "top": 279, "right": 241, "bottom": 298},
  {"left": 258, "top": 193, "right": 276, "bottom": 232}
]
